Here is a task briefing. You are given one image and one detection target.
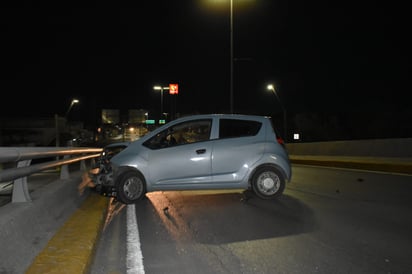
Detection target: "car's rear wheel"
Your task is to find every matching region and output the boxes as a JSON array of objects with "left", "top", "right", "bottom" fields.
[
  {"left": 115, "top": 170, "right": 146, "bottom": 204},
  {"left": 251, "top": 166, "right": 285, "bottom": 199}
]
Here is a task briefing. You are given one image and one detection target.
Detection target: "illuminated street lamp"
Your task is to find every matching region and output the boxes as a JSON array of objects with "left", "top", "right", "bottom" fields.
[
  {"left": 153, "top": 86, "right": 170, "bottom": 119},
  {"left": 267, "top": 84, "right": 287, "bottom": 142},
  {"left": 65, "top": 98, "right": 79, "bottom": 119}
]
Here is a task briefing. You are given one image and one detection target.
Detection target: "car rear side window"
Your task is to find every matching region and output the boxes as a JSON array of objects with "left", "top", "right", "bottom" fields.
[{"left": 219, "top": 119, "right": 262, "bottom": 139}]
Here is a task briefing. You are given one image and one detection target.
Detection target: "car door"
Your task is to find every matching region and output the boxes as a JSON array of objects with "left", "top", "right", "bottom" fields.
[
  {"left": 145, "top": 119, "right": 214, "bottom": 189},
  {"left": 211, "top": 118, "right": 265, "bottom": 185}
]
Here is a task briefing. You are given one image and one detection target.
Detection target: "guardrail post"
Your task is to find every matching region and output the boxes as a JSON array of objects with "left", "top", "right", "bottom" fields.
[
  {"left": 60, "top": 155, "right": 70, "bottom": 180},
  {"left": 12, "top": 160, "right": 32, "bottom": 203},
  {"left": 80, "top": 159, "right": 87, "bottom": 171},
  {"left": 91, "top": 158, "right": 96, "bottom": 168}
]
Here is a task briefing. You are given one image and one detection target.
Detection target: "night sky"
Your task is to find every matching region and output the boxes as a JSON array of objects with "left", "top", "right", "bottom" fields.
[{"left": 1, "top": 2, "right": 410, "bottom": 125}]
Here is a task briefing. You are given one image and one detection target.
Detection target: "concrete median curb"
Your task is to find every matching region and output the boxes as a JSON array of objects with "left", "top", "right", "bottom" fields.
[{"left": 26, "top": 192, "right": 108, "bottom": 274}]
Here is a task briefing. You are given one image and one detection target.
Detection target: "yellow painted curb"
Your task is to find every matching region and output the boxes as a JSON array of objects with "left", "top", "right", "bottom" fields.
[{"left": 26, "top": 192, "right": 108, "bottom": 274}]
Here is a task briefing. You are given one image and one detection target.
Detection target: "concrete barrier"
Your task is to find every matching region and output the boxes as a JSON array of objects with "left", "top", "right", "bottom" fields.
[
  {"left": 0, "top": 171, "right": 88, "bottom": 274},
  {"left": 286, "top": 138, "right": 412, "bottom": 157}
]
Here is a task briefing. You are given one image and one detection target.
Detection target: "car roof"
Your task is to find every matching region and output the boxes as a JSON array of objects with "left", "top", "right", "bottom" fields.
[
  {"left": 174, "top": 113, "right": 271, "bottom": 122},
  {"left": 156, "top": 113, "right": 272, "bottom": 134},
  {"left": 129, "top": 113, "right": 273, "bottom": 145}
]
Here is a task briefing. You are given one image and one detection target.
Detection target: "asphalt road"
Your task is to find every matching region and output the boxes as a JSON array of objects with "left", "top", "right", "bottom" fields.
[{"left": 90, "top": 164, "right": 412, "bottom": 274}]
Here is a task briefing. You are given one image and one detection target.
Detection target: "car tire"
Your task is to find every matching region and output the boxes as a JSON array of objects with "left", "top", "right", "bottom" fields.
[
  {"left": 251, "top": 166, "right": 285, "bottom": 199},
  {"left": 115, "top": 170, "right": 147, "bottom": 204}
]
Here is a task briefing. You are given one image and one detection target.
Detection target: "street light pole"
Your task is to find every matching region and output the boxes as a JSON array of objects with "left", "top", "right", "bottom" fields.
[
  {"left": 267, "top": 84, "right": 287, "bottom": 142},
  {"left": 230, "top": 0, "right": 234, "bottom": 114},
  {"left": 55, "top": 114, "right": 60, "bottom": 148},
  {"left": 153, "top": 85, "right": 170, "bottom": 120},
  {"left": 160, "top": 87, "right": 164, "bottom": 116},
  {"left": 56, "top": 98, "right": 78, "bottom": 149}
]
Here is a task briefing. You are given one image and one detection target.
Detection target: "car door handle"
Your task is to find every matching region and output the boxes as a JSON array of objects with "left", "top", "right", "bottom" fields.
[{"left": 196, "top": 149, "right": 206, "bottom": 154}]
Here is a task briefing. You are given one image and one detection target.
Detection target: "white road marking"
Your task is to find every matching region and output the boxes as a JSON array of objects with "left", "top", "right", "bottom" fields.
[{"left": 126, "top": 204, "right": 145, "bottom": 274}]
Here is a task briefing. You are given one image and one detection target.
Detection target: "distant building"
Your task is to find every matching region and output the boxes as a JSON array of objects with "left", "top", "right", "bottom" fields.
[
  {"left": 101, "top": 109, "right": 120, "bottom": 124},
  {"left": 128, "top": 109, "right": 147, "bottom": 125}
]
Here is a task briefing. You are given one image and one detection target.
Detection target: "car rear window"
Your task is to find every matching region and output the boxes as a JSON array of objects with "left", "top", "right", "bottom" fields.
[{"left": 219, "top": 119, "right": 262, "bottom": 139}]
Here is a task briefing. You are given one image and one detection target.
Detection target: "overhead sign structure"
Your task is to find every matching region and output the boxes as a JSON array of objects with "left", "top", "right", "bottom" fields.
[{"left": 169, "top": 83, "right": 178, "bottom": 95}]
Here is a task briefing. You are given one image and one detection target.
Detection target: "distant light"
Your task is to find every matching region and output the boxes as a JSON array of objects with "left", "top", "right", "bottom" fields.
[
  {"left": 169, "top": 83, "right": 178, "bottom": 95},
  {"left": 294, "top": 133, "right": 300, "bottom": 140},
  {"left": 153, "top": 86, "right": 169, "bottom": 91}
]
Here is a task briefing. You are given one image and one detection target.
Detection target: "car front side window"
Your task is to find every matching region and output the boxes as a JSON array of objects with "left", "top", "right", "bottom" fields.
[{"left": 143, "top": 119, "right": 212, "bottom": 149}]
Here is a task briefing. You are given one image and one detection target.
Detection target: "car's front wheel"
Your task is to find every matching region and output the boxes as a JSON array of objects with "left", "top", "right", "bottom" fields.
[
  {"left": 251, "top": 166, "right": 285, "bottom": 199},
  {"left": 115, "top": 170, "right": 147, "bottom": 204}
]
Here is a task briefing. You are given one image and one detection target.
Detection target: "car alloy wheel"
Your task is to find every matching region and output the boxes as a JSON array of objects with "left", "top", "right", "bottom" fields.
[{"left": 252, "top": 166, "right": 285, "bottom": 199}]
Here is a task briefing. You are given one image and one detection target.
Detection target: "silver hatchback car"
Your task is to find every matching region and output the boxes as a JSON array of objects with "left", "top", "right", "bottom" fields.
[{"left": 107, "top": 114, "right": 292, "bottom": 204}]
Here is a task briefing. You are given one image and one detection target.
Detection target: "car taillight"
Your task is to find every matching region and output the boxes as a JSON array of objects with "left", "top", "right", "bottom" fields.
[{"left": 277, "top": 137, "right": 285, "bottom": 147}]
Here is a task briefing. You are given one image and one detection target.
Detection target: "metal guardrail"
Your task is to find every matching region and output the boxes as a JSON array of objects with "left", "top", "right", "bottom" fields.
[{"left": 0, "top": 147, "right": 102, "bottom": 203}]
